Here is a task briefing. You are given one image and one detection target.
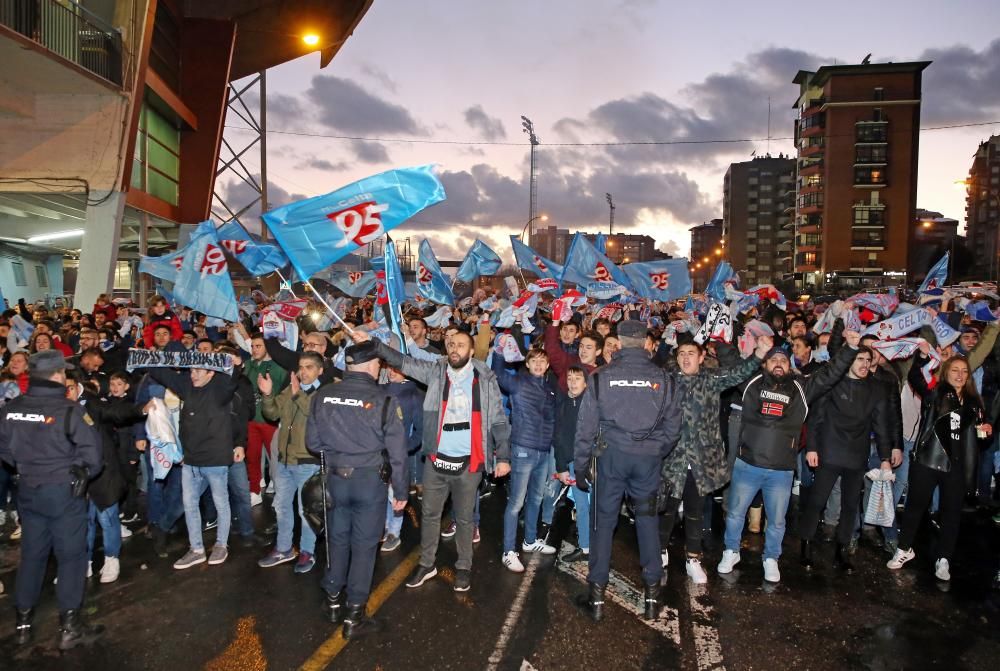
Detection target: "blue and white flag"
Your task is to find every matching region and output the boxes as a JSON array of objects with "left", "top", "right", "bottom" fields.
[
  {"left": 322, "top": 269, "right": 378, "bottom": 298},
  {"left": 510, "top": 236, "right": 563, "bottom": 281},
  {"left": 139, "top": 221, "right": 215, "bottom": 283},
  {"left": 216, "top": 219, "right": 289, "bottom": 276},
  {"left": 594, "top": 233, "right": 607, "bottom": 255},
  {"left": 705, "top": 261, "right": 736, "bottom": 303},
  {"left": 918, "top": 252, "right": 949, "bottom": 294},
  {"left": 561, "top": 233, "right": 632, "bottom": 290},
  {"left": 418, "top": 239, "right": 456, "bottom": 305},
  {"left": 384, "top": 240, "right": 408, "bottom": 354},
  {"left": 261, "top": 166, "right": 446, "bottom": 280},
  {"left": 172, "top": 228, "right": 239, "bottom": 322},
  {"left": 622, "top": 259, "right": 692, "bottom": 301},
  {"left": 456, "top": 239, "right": 502, "bottom": 283},
  {"left": 965, "top": 300, "right": 997, "bottom": 322}
]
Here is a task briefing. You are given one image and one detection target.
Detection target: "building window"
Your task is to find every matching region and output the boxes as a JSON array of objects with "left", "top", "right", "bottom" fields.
[
  {"left": 855, "top": 145, "right": 888, "bottom": 164},
  {"left": 851, "top": 228, "right": 885, "bottom": 248},
  {"left": 854, "top": 167, "right": 887, "bottom": 185},
  {"left": 11, "top": 262, "right": 26, "bottom": 287},
  {"left": 798, "top": 192, "right": 824, "bottom": 209},
  {"left": 799, "top": 114, "right": 824, "bottom": 132},
  {"left": 34, "top": 265, "right": 47, "bottom": 288},
  {"left": 874, "top": 87, "right": 884, "bottom": 101},
  {"left": 131, "top": 102, "right": 181, "bottom": 206},
  {"left": 853, "top": 206, "right": 886, "bottom": 226},
  {"left": 856, "top": 123, "right": 888, "bottom": 143}
]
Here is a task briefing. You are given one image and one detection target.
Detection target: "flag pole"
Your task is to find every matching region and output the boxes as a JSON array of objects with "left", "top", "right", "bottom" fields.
[{"left": 304, "top": 278, "right": 356, "bottom": 335}]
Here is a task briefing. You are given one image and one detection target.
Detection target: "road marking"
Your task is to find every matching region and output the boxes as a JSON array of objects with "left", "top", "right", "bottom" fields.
[
  {"left": 556, "top": 543, "right": 681, "bottom": 646},
  {"left": 687, "top": 583, "right": 726, "bottom": 671},
  {"left": 299, "top": 548, "right": 420, "bottom": 671},
  {"left": 486, "top": 554, "right": 542, "bottom": 671}
]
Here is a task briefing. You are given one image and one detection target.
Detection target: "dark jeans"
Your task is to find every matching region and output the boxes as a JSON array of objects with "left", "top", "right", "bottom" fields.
[
  {"left": 898, "top": 461, "right": 965, "bottom": 560},
  {"left": 16, "top": 483, "right": 88, "bottom": 611},
  {"left": 119, "top": 456, "right": 140, "bottom": 519},
  {"left": 419, "top": 460, "right": 483, "bottom": 571},
  {"left": 662, "top": 470, "right": 704, "bottom": 555},
  {"left": 322, "top": 469, "right": 388, "bottom": 605},
  {"left": 799, "top": 464, "right": 866, "bottom": 546},
  {"left": 0, "top": 464, "right": 17, "bottom": 515},
  {"left": 202, "top": 461, "right": 255, "bottom": 537},
  {"left": 145, "top": 450, "right": 184, "bottom": 532},
  {"left": 589, "top": 449, "right": 663, "bottom": 586}
]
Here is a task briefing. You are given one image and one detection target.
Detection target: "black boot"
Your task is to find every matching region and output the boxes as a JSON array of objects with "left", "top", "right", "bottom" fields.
[
  {"left": 835, "top": 544, "right": 854, "bottom": 574},
  {"left": 15, "top": 608, "right": 33, "bottom": 646},
  {"left": 58, "top": 609, "right": 105, "bottom": 650},
  {"left": 342, "top": 603, "right": 381, "bottom": 639},
  {"left": 575, "top": 582, "right": 605, "bottom": 622},
  {"left": 324, "top": 591, "right": 344, "bottom": 624},
  {"left": 800, "top": 539, "right": 814, "bottom": 569},
  {"left": 643, "top": 583, "right": 660, "bottom": 621}
]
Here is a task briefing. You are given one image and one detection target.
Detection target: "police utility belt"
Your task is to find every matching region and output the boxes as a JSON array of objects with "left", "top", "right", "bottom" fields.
[{"left": 331, "top": 453, "right": 391, "bottom": 484}]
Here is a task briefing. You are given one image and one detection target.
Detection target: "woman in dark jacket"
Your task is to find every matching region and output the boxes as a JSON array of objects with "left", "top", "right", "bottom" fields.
[{"left": 888, "top": 349, "right": 992, "bottom": 581}]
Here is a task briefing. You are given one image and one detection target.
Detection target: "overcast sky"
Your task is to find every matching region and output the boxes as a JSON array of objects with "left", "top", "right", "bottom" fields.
[{"left": 219, "top": 0, "right": 1000, "bottom": 263}]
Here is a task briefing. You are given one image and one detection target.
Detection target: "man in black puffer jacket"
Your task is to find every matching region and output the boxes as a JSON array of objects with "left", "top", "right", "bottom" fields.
[{"left": 798, "top": 346, "right": 896, "bottom": 573}]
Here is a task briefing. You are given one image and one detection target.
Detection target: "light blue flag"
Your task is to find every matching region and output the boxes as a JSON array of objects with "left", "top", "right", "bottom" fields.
[
  {"left": 510, "top": 236, "right": 563, "bottom": 281},
  {"left": 622, "top": 259, "right": 692, "bottom": 301},
  {"left": 216, "top": 219, "right": 289, "bottom": 276},
  {"left": 139, "top": 221, "right": 215, "bottom": 283},
  {"left": 322, "top": 269, "right": 378, "bottom": 298},
  {"left": 455, "top": 239, "right": 502, "bottom": 283},
  {"left": 705, "top": 261, "right": 735, "bottom": 303},
  {"left": 172, "top": 228, "right": 239, "bottom": 322},
  {"left": 418, "top": 239, "right": 456, "bottom": 305},
  {"left": 261, "top": 165, "right": 446, "bottom": 280},
  {"left": 594, "top": 233, "right": 607, "bottom": 254},
  {"left": 918, "top": 252, "right": 949, "bottom": 294},
  {"left": 384, "top": 240, "right": 408, "bottom": 354},
  {"left": 561, "top": 233, "right": 632, "bottom": 290}
]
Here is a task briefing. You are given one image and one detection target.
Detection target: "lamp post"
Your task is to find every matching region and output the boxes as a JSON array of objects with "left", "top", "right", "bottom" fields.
[
  {"left": 519, "top": 214, "right": 548, "bottom": 242},
  {"left": 522, "top": 116, "right": 540, "bottom": 246},
  {"left": 605, "top": 192, "right": 615, "bottom": 236}
]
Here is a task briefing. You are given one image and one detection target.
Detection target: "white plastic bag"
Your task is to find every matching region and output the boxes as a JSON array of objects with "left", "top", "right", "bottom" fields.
[{"left": 864, "top": 471, "right": 895, "bottom": 527}]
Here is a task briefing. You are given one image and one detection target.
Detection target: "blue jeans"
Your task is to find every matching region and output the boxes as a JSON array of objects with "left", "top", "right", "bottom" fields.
[
  {"left": 409, "top": 451, "right": 423, "bottom": 486},
  {"left": 385, "top": 484, "right": 405, "bottom": 538},
  {"left": 541, "top": 451, "right": 559, "bottom": 525},
  {"left": 202, "top": 461, "right": 255, "bottom": 537},
  {"left": 182, "top": 465, "right": 231, "bottom": 551},
  {"left": 724, "top": 458, "right": 793, "bottom": 560},
  {"left": 568, "top": 463, "right": 591, "bottom": 550},
  {"left": 87, "top": 501, "right": 121, "bottom": 559},
  {"left": 273, "top": 460, "right": 320, "bottom": 554},
  {"left": 145, "top": 450, "right": 184, "bottom": 532},
  {"left": 503, "top": 447, "right": 551, "bottom": 552}
]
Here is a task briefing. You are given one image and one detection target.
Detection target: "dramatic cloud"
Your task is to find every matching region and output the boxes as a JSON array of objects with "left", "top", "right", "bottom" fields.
[
  {"left": 305, "top": 75, "right": 423, "bottom": 135},
  {"left": 358, "top": 63, "right": 399, "bottom": 94},
  {"left": 350, "top": 140, "right": 391, "bottom": 164},
  {"left": 463, "top": 105, "right": 507, "bottom": 140},
  {"left": 296, "top": 157, "right": 349, "bottom": 172},
  {"left": 919, "top": 39, "right": 1000, "bottom": 124},
  {"left": 213, "top": 176, "right": 307, "bottom": 234}
]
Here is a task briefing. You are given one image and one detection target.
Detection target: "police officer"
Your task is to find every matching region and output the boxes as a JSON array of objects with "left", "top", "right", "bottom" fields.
[
  {"left": 305, "top": 341, "right": 408, "bottom": 639},
  {"left": 0, "top": 350, "right": 104, "bottom": 648},
  {"left": 574, "top": 321, "right": 682, "bottom": 622}
]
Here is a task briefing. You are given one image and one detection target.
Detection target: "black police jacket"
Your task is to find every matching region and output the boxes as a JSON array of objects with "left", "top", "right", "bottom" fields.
[
  {"left": 573, "top": 348, "right": 682, "bottom": 475},
  {"left": 0, "top": 379, "right": 102, "bottom": 486},
  {"left": 305, "top": 371, "right": 408, "bottom": 501}
]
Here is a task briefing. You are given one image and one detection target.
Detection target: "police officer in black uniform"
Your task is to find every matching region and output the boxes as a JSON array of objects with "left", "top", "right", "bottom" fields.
[
  {"left": 305, "top": 341, "right": 408, "bottom": 639},
  {"left": 0, "top": 350, "right": 104, "bottom": 648},
  {"left": 574, "top": 320, "right": 682, "bottom": 622}
]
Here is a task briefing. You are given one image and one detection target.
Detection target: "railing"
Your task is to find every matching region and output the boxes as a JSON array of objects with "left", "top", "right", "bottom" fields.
[{"left": 0, "top": 0, "right": 122, "bottom": 86}]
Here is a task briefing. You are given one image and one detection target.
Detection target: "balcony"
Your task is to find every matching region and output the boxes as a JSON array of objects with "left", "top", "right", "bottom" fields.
[
  {"left": 800, "top": 143, "right": 824, "bottom": 158},
  {"left": 0, "top": 0, "right": 122, "bottom": 86},
  {"left": 799, "top": 161, "right": 823, "bottom": 177},
  {"left": 798, "top": 224, "right": 822, "bottom": 235},
  {"left": 800, "top": 124, "right": 823, "bottom": 138}
]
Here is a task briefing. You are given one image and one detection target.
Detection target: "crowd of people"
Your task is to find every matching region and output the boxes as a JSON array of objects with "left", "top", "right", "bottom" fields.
[{"left": 1, "top": 280, "right": 999, "bottom": 646}]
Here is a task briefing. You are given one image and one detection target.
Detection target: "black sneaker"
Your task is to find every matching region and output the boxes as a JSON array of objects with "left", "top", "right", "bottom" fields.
[
  {"left": 561, "top": 547, "right": 589, "bottom": 563},
  {"left": 453, "top": 569, "right": 471, "bottom": 592},
  {"left": 405, "top": 565, "right": 437, "bottom": 589}
]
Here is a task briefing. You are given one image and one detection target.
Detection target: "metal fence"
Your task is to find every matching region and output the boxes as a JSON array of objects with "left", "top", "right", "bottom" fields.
[{"left": 0, "top": 0, "right": 122, "bottom": 86}]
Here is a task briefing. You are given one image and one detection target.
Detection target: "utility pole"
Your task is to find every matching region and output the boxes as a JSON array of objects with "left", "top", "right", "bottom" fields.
[
  {"left": 521, "top": 116, "right": 539, "bottom": 246},
  {"left": 605, "top": 192, "right": 615, "bottom": 236}
]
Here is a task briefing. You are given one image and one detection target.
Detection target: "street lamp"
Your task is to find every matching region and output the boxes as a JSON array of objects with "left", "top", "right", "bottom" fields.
[
  {"left": 522, "top": 116, "right": 540, "bottom": 246},
  {"left": 302, "top": 32, "right": 320, "bottom": 46},
  {"left": 520, "top": 214, "right": 548, "bottom": 241},
  {"left": 606, "top": 193, "right": 615, "bottom": 236}
]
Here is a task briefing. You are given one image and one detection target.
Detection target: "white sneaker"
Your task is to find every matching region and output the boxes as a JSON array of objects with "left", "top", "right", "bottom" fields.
[
  {"left": 10, "top": 524, "right": 21, "bottom": 540},
  {"left": 120, "top": 524, "right": 133, "bottom": 539},
  {"left": 100, "top": 557, "right": 120, "bottom": 584},
  {"left": 522, "top": 540, "right": 557, "bottom": 555},
  {"left": 0, "top": 510, "right": 6, "bottom": 526},
  {"left": 686, "top": 558, "right": 708, "bottom": 584},
  {"left": 661, "top": 549, "right": 670, "bottom": 569},
  {"left": 250, "top": 492, "right": 263, "bottom": 507},
  {"left": 886, "top": 547, "right": 915, "bottom": 570},
  {"left": 265, "top": 481, "right": 275, "bottom": 495},
  {"left": 717, "top": 549, "right": 740, "bottom": 574},
  {"left": 502, "top": 551, "right": 525, "bottom": 573},
  {"left": 934, "top": 558, "right": 950, "bottom": 581},
  {"left": 763, "top": 558, "right": 781, "bottom": 583}
]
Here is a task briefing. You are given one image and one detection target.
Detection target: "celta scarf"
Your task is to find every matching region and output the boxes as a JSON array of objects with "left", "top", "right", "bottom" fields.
[{"left": 433, "top": 368, "right": 485, "bottom": 473}]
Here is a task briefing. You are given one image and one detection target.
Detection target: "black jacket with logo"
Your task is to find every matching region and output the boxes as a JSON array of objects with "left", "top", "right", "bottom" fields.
[
  {"left": 0, "top": 379, "right": 102, "bottom": 486},
  {"left": 738, "top": 344, "right": 855, "bottom": 471}
]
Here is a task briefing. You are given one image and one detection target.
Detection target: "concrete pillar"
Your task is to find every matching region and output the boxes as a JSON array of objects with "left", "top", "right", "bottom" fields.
[
  {"left": 45, "top": 255, "right": 64, "bottom": 299},
  {"left": 74, "top": 189, "right": 125, "bottom": 309}
]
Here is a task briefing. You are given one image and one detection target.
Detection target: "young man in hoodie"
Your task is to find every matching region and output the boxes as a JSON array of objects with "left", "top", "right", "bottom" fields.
[{"left": 554, "top": 366, "right": 591, "bottom": 562}]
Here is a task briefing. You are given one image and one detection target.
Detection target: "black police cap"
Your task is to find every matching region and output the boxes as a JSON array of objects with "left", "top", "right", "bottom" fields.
[{"left": 345, "top": 341, "right": 380, "bottom": 366}]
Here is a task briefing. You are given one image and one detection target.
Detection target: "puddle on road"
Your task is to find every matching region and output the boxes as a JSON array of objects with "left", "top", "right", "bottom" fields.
[{"left": 205, "top": 615, "right": 267, "bottom": 671}]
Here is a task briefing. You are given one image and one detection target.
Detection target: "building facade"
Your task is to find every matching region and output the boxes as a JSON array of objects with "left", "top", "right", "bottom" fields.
[
  {"left": 792, "top": 61, "right": 929, "bottom": 292},
  {"left": 532, "top": 227, "right": 659, "bottom": 265},
  {"left": 722, "top": 156, "right": 796, "bottom": 288},
  {"left": 964, "top": 136, "right": 1000, "bottom": 279},
  {"left": 689, "top": 219, "right": 722, "bottom": 291}
]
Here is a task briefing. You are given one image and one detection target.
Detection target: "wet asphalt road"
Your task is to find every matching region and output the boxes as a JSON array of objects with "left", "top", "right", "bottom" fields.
[{"left": 0, "top": 487, "right": 998, "bottom": 671}]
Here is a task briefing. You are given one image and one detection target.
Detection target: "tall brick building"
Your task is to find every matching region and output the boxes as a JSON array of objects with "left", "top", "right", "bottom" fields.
[{"left": 964, "top": 136, "right": 1000, "bottom": 279}]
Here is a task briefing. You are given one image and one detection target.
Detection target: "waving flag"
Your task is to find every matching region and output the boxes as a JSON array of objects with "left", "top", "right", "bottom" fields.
[
  {"left": 848, "top": 292, "right": 899, "bottom": 317},
  {"left": 455, "top": 239, "right": 502, "bottom": 283},
  {"left": 622, "top": 259, "right": 691, "bottom": 301},
  {"left": 139, "top": 221, "right": 216, "bottom": 283},
  {"left": 172, "top": 227, "right": 239, "bottom": 322},
  {"left": 383, "top": 240, "right": 408, "bottom": 354},
  {"left": 561, "top": 233, "right": 632, "bottom": 290},
  {"left": 594, "top": 233, "right": 607, "bottom": 254},
  {"left": 965, "top": 300, "right": 997, "bottom": 322},
  {"left": 261, "top": 166, "right": 446, "bottom": 280},
  {"left": 216, "top": 219, "right": 289, "bottom": 276},
  {"left": 510, "top": 235, "right": 563, "bottom": 281},
  {"left": 321, "top": 269, "right": 378, "bottom": 298},
  {"left": 704, "top": 261, "right": 736, "bottom": 303},
  {"left": 418, "top": 239, "right": 456, "bottom": 305},
  {"left": 918, "top": 252, "right": 949, "bottom": 294},
  {"left": 746, "top": 284, "right": 787, "bottom": 311}
]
